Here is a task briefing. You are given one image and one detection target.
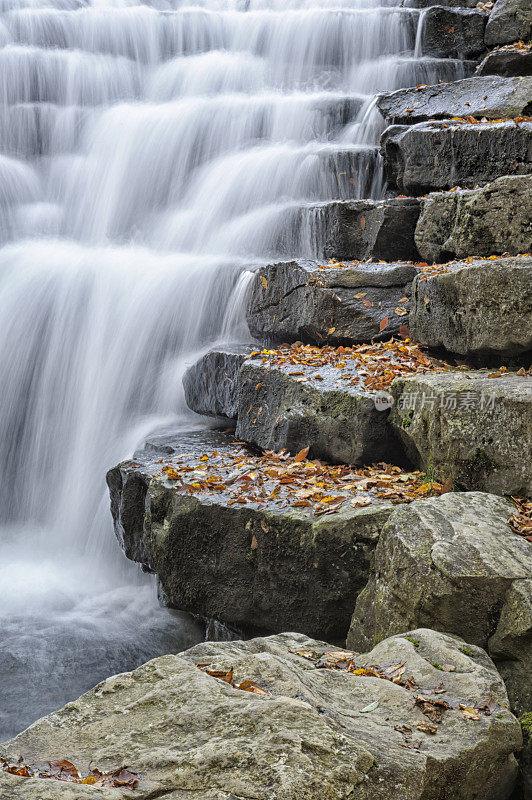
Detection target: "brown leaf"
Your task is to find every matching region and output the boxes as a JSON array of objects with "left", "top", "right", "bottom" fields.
[
  {"left": 462, "top": 707, "right": 481, "bottom": 721},
  {"left": 379, "top": 317, "right": 389, "bottom": 332},
  {"left": 237, "top": 680, "right": 270, "bottom": 696},
  {"left": 417, "top": 722, "right": 438, "bottom": 734},
  {"left": 251, "top": 534, "right": 258, "bottom": 550},
  {"left": 395, "top": 307, "right": 408, "bottom": 316},
  {"left": 294, "top": 445, "right": 310, "bottom": 463},
  {"left": 441, "top": 475, "right": 453, "bottom": 494}
]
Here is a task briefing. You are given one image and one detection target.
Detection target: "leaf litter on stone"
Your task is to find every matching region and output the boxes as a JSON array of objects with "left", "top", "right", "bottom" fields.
[
  {"left": 0, "top": 756, "right": 140, "bottom": 788},
  {"left": 153, "top": 444, "right": 450, "bottom": 519}
]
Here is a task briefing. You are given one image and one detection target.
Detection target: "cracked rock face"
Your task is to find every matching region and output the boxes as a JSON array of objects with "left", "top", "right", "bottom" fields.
[
  {"left": 0, "top": 630, "right": 522, "bottom": 800},
  {"left": 408, "top": 256, "right": 532, "bottom": 358},
  {"left": 347, "top": 492, "right": 532, "bottom": 716},
  {"left": 390, "top": 371, "right": 532, "bottom": 496},
  {"left": 377, "top": 75, "right": 532, "bottom": 124},
  {"left": 245, "top": 259, "right": 418, "bottom": 345},
  {"left": 414, "top": 175, "right": 532, "bottom": 262},
  {"left": 382, "top": 120, "right": 532, "bottom": 194}
]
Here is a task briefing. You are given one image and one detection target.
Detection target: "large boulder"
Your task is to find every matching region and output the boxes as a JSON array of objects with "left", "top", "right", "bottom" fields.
[
  {"left": 0, "top": 630, "right": 522, "bottom": 800},
  {"left": 347, "top": 492, "right": 532, "bottom": 716},
  {"left": 107, "top": 430, "right": 396, "bottom": 640},
  {"left": 245, "top": 259, "right": 419, "bottom": 345},
  {"left": 414, "top": 174, "right": 532, "bottom": 261},
  {"left": 418, "top": 7, "right": 488, "bottom": 58},
  {"left": 485, "top": 0, "right": 532, "bottom": 46},
  {"left": 300, "top": 197, "right": 421, "bottom": 262},
  {"left": 476, "top": 45, "right": 532, "bottom": 77},
  {"left": 390, "top": 371, "right": 532, "bottom": 496},
  {"left": 409, "top": 256, "right": 532, "bottom": 359},
  {"left": 382, "top": 120, "right": 532, "bottom": 193},
  {"left": 377, "top": 75, "right": 532, "bottom": 124}
]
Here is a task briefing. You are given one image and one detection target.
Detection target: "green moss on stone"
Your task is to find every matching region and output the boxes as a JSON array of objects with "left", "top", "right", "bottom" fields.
[
  {"left": 403, "top": 636, "right": 420, "bottom": 647},
  {"left": 460, "top": 647, "right": 476, "bottom": 657},
  {"left": 520, "top": 712, "right": 532, "bottom": 740}
]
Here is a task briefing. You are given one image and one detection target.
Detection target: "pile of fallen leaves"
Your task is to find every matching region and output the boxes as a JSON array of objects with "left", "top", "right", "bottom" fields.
[
  {"left": 154, "top": 446, "right": 450, "bottom": 516},
  {"left": 248, "top": 339, "right": 450, "bottom": 392},
  {"left": 318, "top": 253, "right": 531, "bottom": 278},
  {"left": 508, "top": 497, "right": 532, "bottom": 541},
  {"left": 0, "top": 757, "right": 139, "bottom": 788},
  {"left": 438, "top": 115, "right": 532, "bottom": 126}
]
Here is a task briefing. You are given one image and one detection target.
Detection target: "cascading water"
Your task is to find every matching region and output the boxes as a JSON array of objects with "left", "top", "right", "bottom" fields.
[{"left": 0, "top": 0, "right": 466, "bottom": 741}]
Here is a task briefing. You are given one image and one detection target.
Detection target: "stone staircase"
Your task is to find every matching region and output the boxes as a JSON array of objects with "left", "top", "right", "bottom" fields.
[{"left": 103, "top": 2, "right": 532, "bottom": 797}]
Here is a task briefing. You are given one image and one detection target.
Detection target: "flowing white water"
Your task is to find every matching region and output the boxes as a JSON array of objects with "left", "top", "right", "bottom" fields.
[{"left": 0, "top": 0, "right": 467, "bottom": 740}]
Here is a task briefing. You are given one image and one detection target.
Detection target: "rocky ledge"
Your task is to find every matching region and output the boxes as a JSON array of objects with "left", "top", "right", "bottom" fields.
[
  {"left": 348, "top": 492, "right": 532, "bottom": 716},
  {"left": 106, "top": 428, "right": 447, "bottom": 639},
  {"left": 0, "top": 631, "right": 522, "bottom": 800}
]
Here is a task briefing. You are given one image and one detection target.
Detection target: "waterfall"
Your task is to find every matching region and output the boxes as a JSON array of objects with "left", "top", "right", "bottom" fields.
[{"left": 0, "top": 0, "right": 465, "bottom": 740}]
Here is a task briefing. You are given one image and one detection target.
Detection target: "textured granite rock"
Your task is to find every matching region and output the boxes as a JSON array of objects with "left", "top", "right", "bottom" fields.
[
  {"left": 0, "top": 631, "right": 522, "bottom": 800},
  {"left": 414, "top": 174, "right": 532, "bottom": 260},
  {"left": 245, "top": 259, "right": 419, "bottom": 345},
  {"left": 409, "top": 256, "right": 532, "bottom": 358},
  {"left": 390, "top": 371, "right": 532, "bottom": 496},
  {"left": 382, "top": 120, "right": 532, "bottom": 193},
  {"left": 347, "top": 492, "right": 532, "bottom": 716},
  {"left": 377, "top": 75, "right": 532, "bottom": 124}
]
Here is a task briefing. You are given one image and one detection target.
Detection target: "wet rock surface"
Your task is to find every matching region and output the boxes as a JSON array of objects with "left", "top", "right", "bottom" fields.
[
  {"left": 347, "top": 492, "right": 532, "bottom": 716},
  {"left": 382, "top": 120, "right": 532, "bottom": 192},
  {"left": 409, "top": 255, "right": 532, "bottom": 358},
  {"left": 245, "top": 259, "right": 418, "bottom": 345},
  {"left": 302, "top": 197, "right": 421, "bottom": 262},
  {"left": 106, "top": 429, "right": 395, "bottom": 639},
  {"left": 414, "top": 174, "right": 532, "bottom": 260},
  {"left": 485, "top": 0, "right": 532, "bottom": 46},
  {"left": 235, "top": 357, "right": 405, "bottom": 465},
  {"left": 419, "top": 7, "right": 488, "bottom": 58},
  {"left": 0, "top": 631, "right": 522, "bottom": 800},
  {"left": 377, "top": 75, "right": 532, "bottom": 124},
  {"left": 390, "top": 371, "right": 532, "bottom": 495},
  {"left": 183, "top": 346, "right": 255, "bottom": 420},
  {"left": 476, "top": 45, "right": 532, "bottom": 76}
]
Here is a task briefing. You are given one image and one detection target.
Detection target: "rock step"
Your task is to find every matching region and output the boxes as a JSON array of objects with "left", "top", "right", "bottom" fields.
[
  {"left": 476, "top": 44, "right": 532, "bottom": 76},
  {"left": 106, "top": 428, "right": 441, "bottom": 639},
  {"left": 184, "top": 341, "right": 439, "bottom": 466},
  {"left": 390, "top": 370, "right": 532, "bottom": 495},
  {"left": 0, "top": 630, "right": 522, "bottom": 800},
  {"left": 415, "top": 174, "right": 532, "bottom": 260},
  {"left": 242, "top": 254, "right": 532, "bottom": 354},
  {"left": 184, "top": 345, "right": 532, "bottom": 496},
  {"left": 295, "top": 197, "right": 421, "bottom": 262},
  {"left": 377, "top": 75, "right": 532, "bottom": 124},
  {"left": 409, "top": 254, "right": 532, "bottom": 358},
  {"left": 485, "top": 0, "right": 532, "bottom": 46},
  {"left": 417, "top": 6, "right": 488, "bottom": 58},
  {"left": 245, "top": 259, "right": 419, "bottom": 346},
  {"left": 382, "top": 119, "right": 532, "bottom": 193},
  {"left": 348, "top": 491, "right": 532, "bottom": 716}
]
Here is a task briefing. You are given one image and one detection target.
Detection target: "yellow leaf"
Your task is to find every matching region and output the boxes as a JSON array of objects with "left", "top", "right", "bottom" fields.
[{"left": 260, "top": 276, "right": 268, "bottom": 289}]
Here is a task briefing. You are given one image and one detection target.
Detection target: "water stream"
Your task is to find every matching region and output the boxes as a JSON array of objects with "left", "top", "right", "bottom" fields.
[{"left": 0, "top": 0, "right": 466, "bottom": 741}]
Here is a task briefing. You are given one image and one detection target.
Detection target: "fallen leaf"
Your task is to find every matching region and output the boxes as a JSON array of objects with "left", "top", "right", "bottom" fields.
[
  {"left": 294, "top": 445, "right": 310, "bottom": 463},
  {"left": 260, "top": 276, "right": 268, "bottom": 289},
  {"left": 360, "top": 701, "right": 379, "bottom": 713}
]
